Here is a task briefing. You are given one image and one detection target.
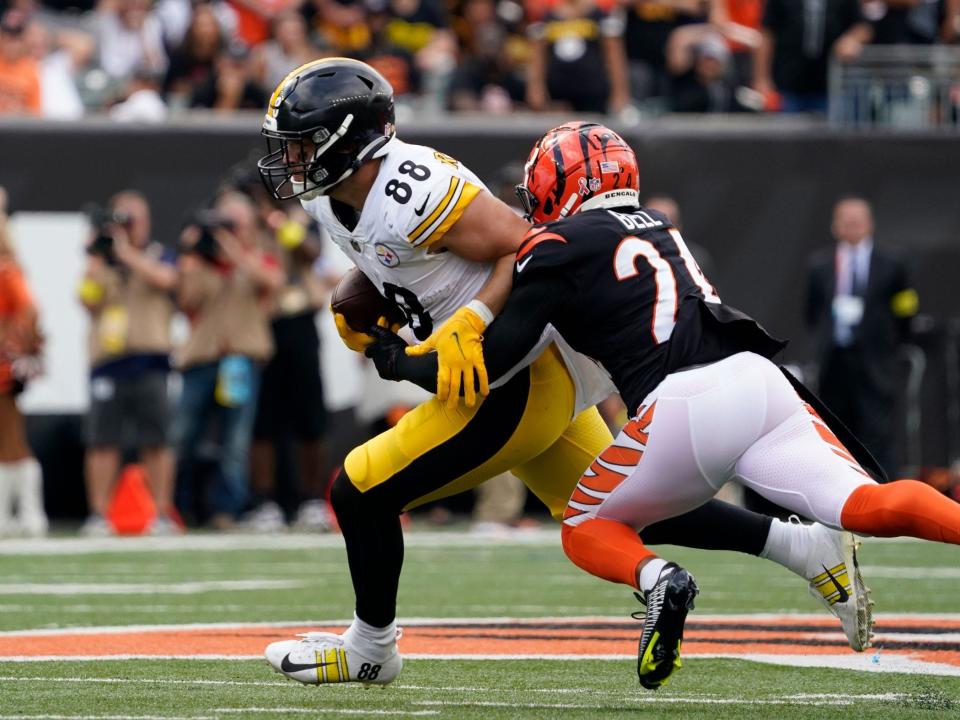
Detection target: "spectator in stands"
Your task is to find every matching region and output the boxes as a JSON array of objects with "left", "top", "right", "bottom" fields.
[
  {"left": 0, "top": 186, "right": 46, "bottom": 537},
  {"left": 666, "top": 23, "right": 751, "bottom": 112},
  {"left": 252, "top": 9, "right": 318, "bottom": 92},
  {"left": 189, "top": 39, "right": 267, "bottom": 110},
  {"left": 447, "top": 0, "right": 525, "bottom": 112},
  {"left": 244, "top": 209, "right": 335, "bottom": 533},
  {"left": 163, "top": 2, "right": 223, "bottom": 107},
  {"left": 23, "top": 19, "right": 90, "bottom": 120},
  {"left": 173, "top": 191, "right": 282, "bottom": 529},
  {"left": 944, "top": 0, "right": 960, "bottom": 43},
  {"left": 96, "top": 0, "right": 169, "bottom": 83},
  {"left": 226, "top": 0, "right": 299, "bottom": 48},
  {"left": 755, "top": 0, "right": 872, "bottom": 113},
  {"left": 154, "top": 0, "right": 198, "bottom": 49},
  {"left": 863, "top": 0, "right": 940, "bottom": 45},
  {"left": 306, "top": 0, "right": 372, "bottom": 55},
  {"left": 77, "top": 191, "right": 179, "bottom": 536},
  {"left": 804, "top": 195, "right": 918, "bottom": 476},
  {"left": 381, "top": 0, "right": 456, "bottom": 107},
  {"left": 0, "top": 10, "right": 41, "bottom": 115},
  {"left": 361, "top": 6, "right": 417, "bottom": 97},
  {"left": 526, "top": 0, "right": 630, "bottom": 113},
  {"left": 110, "top": 68, "right": 167, "bottom": 121},
  {"left": 708, "top": 0, "right": 763, "bottom": 87},
  {"left": 623, "top": 0, "right": 706, "bottom": 103}
]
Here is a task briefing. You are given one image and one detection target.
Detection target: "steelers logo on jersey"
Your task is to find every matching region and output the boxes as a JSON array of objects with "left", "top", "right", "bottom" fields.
[{"left": 376, "top": 243, "right": 400, "bottom": 267}]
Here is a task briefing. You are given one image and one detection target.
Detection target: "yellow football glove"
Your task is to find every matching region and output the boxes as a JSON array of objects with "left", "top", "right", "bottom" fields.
[
  {"left": 406, "top": 305, "right": 490, "bottom": 409},
  {"left": 333, "top": 312, "right": 400, "bottom": 353}
]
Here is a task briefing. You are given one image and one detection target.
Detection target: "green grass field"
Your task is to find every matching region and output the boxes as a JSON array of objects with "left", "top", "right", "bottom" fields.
[{"left": 0, "top": 529, "right": 958, "bottom": 719}]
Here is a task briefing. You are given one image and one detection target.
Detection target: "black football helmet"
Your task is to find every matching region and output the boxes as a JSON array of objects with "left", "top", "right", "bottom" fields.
[{"left": 258, "top": 58, "right": 396, "bottom": 200}]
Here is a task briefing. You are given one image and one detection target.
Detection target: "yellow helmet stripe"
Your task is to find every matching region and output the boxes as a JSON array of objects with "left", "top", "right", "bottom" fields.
[{"left": 267, "top": 57, "right": 380, "bottom": 117}]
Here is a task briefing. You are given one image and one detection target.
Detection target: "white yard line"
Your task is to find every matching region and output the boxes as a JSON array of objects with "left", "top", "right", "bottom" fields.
[
  {"left": 0, "top": 675, "right": 288, "bottom": 687},
  {"left": 2, "top": 651, "right": 957, "bottom": 677},
  {"left": 0, "top": 606, "right": 252, "bottom": 614},
  {"left": 0, "top": 530, "right": 561, "bottom": 556},
  {"left": 0, "top": 676, "right": 933, "bottom": 704},
  {"left": 4, "top": 612, "right": 960, "bottom": 637},
  {"left": 859, "top": 566, "right": 960, "bottom": 579},
  {"left": 0, "top": 581, "right": 303, "bottom": 596},
  {"left": 0, "top": 532, "right": 926, "bottom": 556},
  {"left": 0, "top": 656, "right": 266, "bottom": 661},
  {"left": 215, "top": 709, "right": 438, "bottom": 716},
  {"left": 0, "top": 716, "right": 215, "bottom": 720},
  {"left": 411, "top": 693, "right": 912, "bottom": 709}
]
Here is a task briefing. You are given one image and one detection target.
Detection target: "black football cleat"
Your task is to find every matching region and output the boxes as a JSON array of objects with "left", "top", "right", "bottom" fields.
[{"left": 634, "top": 563, "right": 699, "bottom": 690}]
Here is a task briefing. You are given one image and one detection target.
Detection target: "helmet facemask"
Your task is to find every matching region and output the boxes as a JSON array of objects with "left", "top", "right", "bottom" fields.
[
  {"left": 259, "top": 114, "right": 358, "bottom": 201},
  {"left": 257, "top": 58, "right": 396, "bottom": 202},
  {"left": 515, "top": 184, "right": 539, "bottom": 223}
]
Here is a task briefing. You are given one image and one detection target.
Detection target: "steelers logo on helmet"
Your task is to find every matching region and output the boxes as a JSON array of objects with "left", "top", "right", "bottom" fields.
[
  {"left": 258, "top": 58, "right": 397, "bottom": 201},
  {"left": 515, "top": 122, "right": 639, "bottom": 224}
]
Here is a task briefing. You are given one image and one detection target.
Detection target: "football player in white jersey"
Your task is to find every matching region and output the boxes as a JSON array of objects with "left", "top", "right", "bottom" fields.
[{"left": 256, "top": 59, "right": 873, "bottom": 687}]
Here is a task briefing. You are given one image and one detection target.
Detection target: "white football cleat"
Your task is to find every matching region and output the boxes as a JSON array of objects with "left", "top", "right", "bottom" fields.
[
  {"left": 265, "top": 631, "right": 402, "bottom": 686},
  {"left": 801, "top": 520, "right": 874, "bottom": 651}
]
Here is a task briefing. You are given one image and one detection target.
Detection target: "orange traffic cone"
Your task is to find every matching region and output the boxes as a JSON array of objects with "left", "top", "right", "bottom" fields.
[{"left": 106, "top": 464, "right": 156, "bottom": 535}]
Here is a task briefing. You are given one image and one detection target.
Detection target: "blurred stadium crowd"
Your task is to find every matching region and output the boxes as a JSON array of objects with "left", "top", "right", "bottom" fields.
[
  {"left": 0, "top": 0, "right": 958, "bottom": 119},
  {"left": 0, "top": 160, "right": 557, "bottom": 537}
]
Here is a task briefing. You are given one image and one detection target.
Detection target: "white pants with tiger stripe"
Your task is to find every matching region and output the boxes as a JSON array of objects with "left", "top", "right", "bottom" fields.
[{"left": 562, "top": 352, "right": 876, "bottom": 532}]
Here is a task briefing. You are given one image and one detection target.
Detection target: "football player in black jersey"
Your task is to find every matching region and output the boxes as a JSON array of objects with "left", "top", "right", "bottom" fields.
[{"left": 368, "top": 122, "right": 960, "bottom": 689}]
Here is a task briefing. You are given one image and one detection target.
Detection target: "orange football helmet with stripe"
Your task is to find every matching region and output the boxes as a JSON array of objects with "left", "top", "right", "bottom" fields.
[{"left": 516, "top": 122, "right": 640, "bottom": 224}]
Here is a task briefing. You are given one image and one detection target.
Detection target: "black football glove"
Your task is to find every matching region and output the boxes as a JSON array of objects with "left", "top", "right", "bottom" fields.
[{"left": 365, "top": 325, "right": 409, "bottom": 381}]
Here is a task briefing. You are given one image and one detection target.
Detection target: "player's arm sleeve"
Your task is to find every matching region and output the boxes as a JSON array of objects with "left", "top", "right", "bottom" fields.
[
  {"left": 393, "top": 273, "right": 568, "bottom": 394},
  {"left": 403, "top": 162, "right": 484, "bottom": 250}
]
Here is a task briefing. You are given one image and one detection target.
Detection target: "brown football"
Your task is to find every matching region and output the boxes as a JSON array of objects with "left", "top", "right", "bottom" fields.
[{"left": 330, "top": 267, "right": 406, "bottom": 332}]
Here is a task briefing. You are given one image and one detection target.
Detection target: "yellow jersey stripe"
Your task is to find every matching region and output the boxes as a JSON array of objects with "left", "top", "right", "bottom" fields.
[
  {"left": 416, "top": 182, "right": 482, "bottom": 248},
  {"left": 408, "top": 177, "right": 460, "bottom": 244}
]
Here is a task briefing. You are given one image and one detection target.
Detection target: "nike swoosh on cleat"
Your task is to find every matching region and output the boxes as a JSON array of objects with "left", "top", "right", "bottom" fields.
[
  {"left": 414, "top": 194, "right": 431, "bottom": 216},
  {"left": 280, "top": 654, "right": 340, "bottom": 673},
  {"left": 822, "top": 564, "right": 850, "bottom": 604}
]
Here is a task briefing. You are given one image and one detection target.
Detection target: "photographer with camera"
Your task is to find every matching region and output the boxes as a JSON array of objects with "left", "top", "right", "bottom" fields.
[
  {"left": 173, "top": 190, "right": 282, "bottom": 530},
  {"left": 77, "top": 190, "right": 179, "bottom": 536}
]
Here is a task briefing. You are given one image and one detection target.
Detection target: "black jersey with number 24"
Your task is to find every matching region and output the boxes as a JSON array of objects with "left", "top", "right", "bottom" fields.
[{"left": 485, "top": 206, "right": 786, "bottom": 415}]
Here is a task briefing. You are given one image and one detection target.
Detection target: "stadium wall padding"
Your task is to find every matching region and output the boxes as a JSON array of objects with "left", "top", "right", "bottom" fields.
[{"left": 2, "top": 118, "right": 957, "bottom": 497}]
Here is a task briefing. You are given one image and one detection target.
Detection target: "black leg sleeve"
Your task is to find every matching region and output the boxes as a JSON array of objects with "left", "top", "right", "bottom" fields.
[
  {"left": 329, "top": 468, "right": 405, "bottom": 628},
  {"left": 639, "top": 499, "right": 773, "bottom": 557}
]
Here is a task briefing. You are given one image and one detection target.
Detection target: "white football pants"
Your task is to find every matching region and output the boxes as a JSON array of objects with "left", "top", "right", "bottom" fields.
[{"left": 564, "top": 352, "right": 876, "bottom": 532}]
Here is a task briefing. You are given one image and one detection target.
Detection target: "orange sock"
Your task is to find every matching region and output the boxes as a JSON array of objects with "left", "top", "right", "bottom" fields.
[
  {"left": 840, "top": 480, "right": 960, "bottom": 544},
  {"left": 561, "top": 518, "right": 656, "bottom": 590}
]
